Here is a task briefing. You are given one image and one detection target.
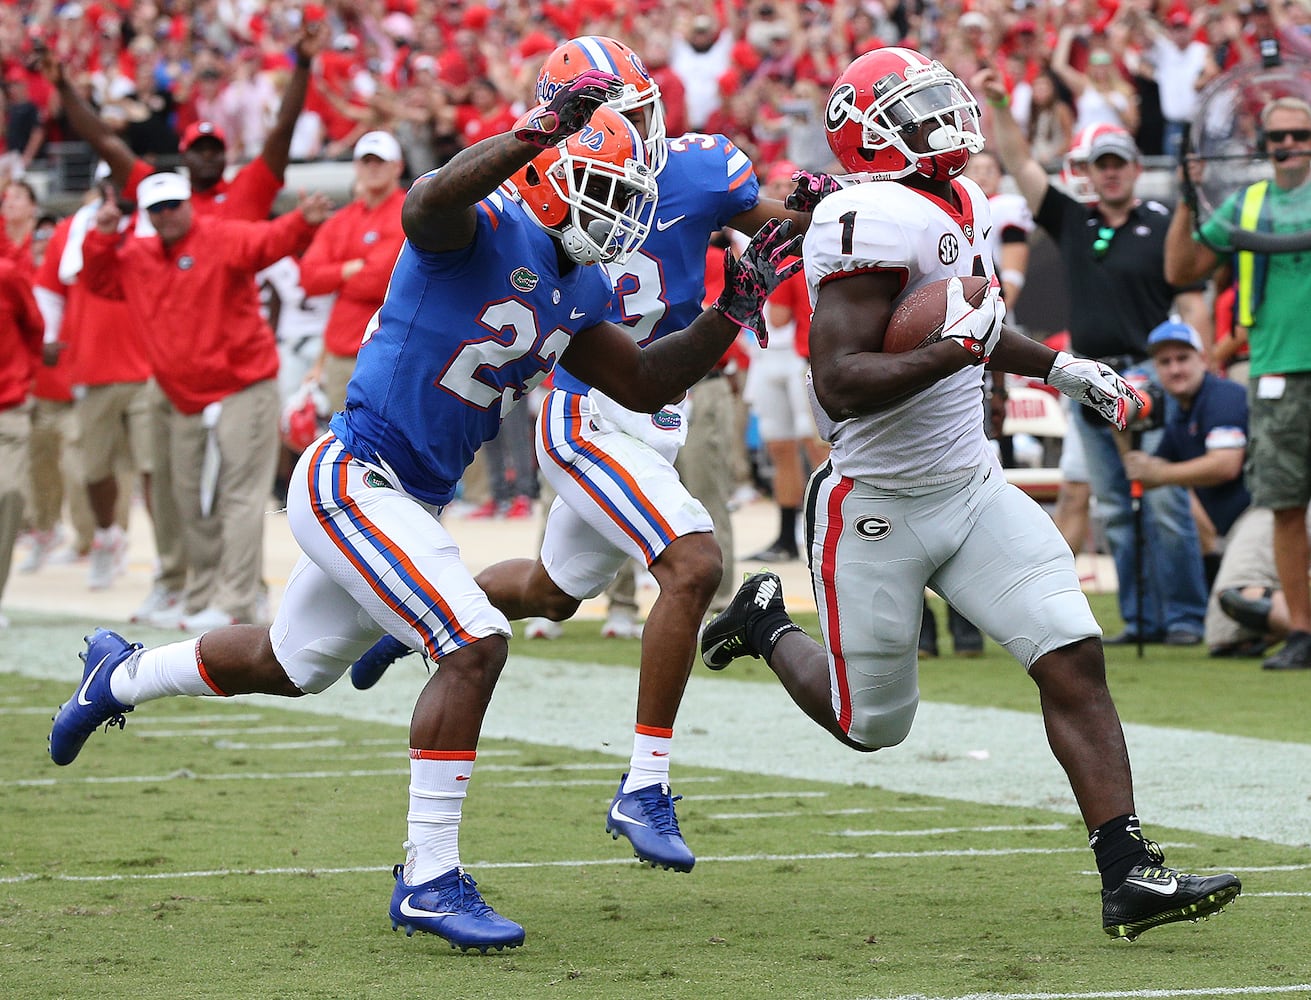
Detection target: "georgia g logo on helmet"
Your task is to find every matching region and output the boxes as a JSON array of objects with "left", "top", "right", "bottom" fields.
[{"left": 825, "top": 83, "right": 861, "bottom": 135}]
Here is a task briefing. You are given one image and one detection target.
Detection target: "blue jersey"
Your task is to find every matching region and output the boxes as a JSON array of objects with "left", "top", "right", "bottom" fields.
[
  {"left": 551, "top": 133, "right": 758, "bottom": 395},
  {"left": 330, "top": 190, "right": 616, "bottom": 506},
  {"left": 1156, "top": 371, "right": 1251, "bottom": 537}
]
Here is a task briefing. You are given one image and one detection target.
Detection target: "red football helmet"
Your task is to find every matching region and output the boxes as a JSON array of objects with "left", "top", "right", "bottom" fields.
[
  {"left": 509, "top": 105, "right": 658, "bottom": 266},
  {"left": 823, "top": 47, "right": 983, "bottom": 181},
  {"left": 1060, "top": 123, "right": 1130, "bottom": 203},
  {"left": 280, "top": 383, "right": 331, "bottom": 454},
  {"left": 536, "top": 36, "right": 667, "bottom": 175}
]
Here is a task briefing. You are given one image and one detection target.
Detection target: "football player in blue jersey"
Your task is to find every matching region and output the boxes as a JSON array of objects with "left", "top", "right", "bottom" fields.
[
  {"left": 48, "top": 69, "right": 801, "bottom": 953},
  {"left": 351, "top": 35, "right": 813, "bottom": 876}
]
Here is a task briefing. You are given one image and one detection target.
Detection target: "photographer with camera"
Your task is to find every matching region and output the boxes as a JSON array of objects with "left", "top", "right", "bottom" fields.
[{"left": 1121, "top": 322, "right": 1256, "bottom": 655}]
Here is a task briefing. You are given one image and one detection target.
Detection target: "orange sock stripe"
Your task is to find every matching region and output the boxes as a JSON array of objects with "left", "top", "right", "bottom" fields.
[
  {"left": 635, "top": 724, "right": 673, "bottom": 738},
  {"left": 194, "top": 639, "right": 228, "bottom": 696},
  {"left": 409, "top": 749, "right": 477, "bottom": 761}
]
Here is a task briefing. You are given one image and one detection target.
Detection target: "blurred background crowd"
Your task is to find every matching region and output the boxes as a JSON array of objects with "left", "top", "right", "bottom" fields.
[
  {"left": 2, "top": 0, "right": 1307, "bottom": 662},
  {"left": 3, "top": 0, "right": 1309, "bottom": 188}
]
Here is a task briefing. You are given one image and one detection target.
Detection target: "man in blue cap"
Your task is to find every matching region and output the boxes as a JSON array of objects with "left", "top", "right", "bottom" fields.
[{"left": 1121, "top": 321, "right": 1253, "bottom": 653}]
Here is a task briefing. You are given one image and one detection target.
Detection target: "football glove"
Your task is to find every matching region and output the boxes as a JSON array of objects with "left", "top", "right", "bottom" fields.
[
  {"left": 1045, "top": 351, "right": 1147, "bottom": 431},
  {"left": 785, "top": 171, "right": 842, "bottom": 212},
  {"left": 513, "top": 70, "right": 625, "bottom": 148},
  {"left": 940, "top": 277, "right": 1004, "bottom": 363},
  {"left": 713, "top": 219, "right": 804, "bottom": 347}
]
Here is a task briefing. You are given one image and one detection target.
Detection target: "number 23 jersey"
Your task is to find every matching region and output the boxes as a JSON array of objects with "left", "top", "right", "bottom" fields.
[{"left": 802, "top": 176, "right": 998, "bottom": 485}]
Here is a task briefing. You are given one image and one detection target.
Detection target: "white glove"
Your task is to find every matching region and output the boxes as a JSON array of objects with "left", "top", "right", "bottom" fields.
[
  {"left": 1045, "top": 350, "right": 1146, "bottom": 431},
  {"left": 941, "top": 277, "right": 1004, "bottom": 363}
]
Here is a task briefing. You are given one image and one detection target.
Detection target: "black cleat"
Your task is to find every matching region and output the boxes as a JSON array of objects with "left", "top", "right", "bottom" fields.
[
  {"left": 1102, "top": 844, "right": 1241, "bottom": 941},
  {"left": 700, "top": 571, "right": 785, "bottom": 670}
]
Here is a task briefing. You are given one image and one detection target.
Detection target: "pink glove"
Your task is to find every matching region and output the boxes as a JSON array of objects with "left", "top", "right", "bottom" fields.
[
  {"left": 513, "top": 70, "right": 624, "bottom": 148},
  {"left": 713, "top": 219, "right": 804, "bottom": 347},
  {"left": 785, "top": 171, "right": 842, "bottom": 212}
]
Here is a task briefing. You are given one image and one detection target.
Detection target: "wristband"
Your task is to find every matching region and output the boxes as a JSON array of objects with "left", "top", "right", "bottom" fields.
[
  {"left": 1000, "top": 268, "right": 1026, "bottom": 291},
  {"left": 296, "top": 55, "right": 313, "bottom": 69},
  {"left": 988, "top": 93, "right": 1009, "bottom": 108}
]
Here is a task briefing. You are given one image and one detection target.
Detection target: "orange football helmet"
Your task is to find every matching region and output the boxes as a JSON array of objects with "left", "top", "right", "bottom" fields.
[
  {"left": 536, "top": 36, "right": 668, "bottom": 175},
  {"left": 509, "top": 105, "right": 658, "bottom": 266}
]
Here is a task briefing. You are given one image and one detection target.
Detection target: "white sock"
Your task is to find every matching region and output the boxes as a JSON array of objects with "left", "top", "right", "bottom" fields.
[
  {"left": 109, "top": 639, "right": 227, "bottom": 704},
  {"left": 623, "top": 725, "right": 672, "bottom": 792},
  {"left": 405, "top": 751, "right": 473, "bottom": 884}
]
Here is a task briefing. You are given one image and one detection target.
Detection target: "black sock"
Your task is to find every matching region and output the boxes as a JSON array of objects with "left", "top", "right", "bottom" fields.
[
  {"left": 747, "top": 611, "right": 804, "bottom": 662},
  {"left": 777, "top": 507, "right": 798, "bottom": 552},
  {"left": 1089, "top": 813, "right": 1153, "bottom": 891}
]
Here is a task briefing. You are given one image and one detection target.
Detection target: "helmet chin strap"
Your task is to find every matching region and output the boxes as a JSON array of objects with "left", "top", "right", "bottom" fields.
[{"left": 559, "top": 219, "right": 622, "bottom": 265}]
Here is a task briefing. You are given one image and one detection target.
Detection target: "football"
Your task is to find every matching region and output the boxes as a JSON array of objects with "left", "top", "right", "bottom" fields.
[{"left": 882, "top": 276, "right": 992, "bottom": 354}]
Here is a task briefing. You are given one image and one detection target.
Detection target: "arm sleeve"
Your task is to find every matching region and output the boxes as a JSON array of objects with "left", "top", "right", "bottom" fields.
[
  {"left": 296, "top": 215, "right": 345, "bottom": 296},
  {"left": 79, "top": 230, "right": 127, "bottom": 301},
  {"left": 231, "top": 211, "right": 318, "bottom": 273}
]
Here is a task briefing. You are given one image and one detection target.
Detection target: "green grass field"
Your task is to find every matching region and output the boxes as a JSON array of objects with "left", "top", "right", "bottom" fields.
[{"left": 3, "top": 597, "right": 1309, "bottom": 1000}]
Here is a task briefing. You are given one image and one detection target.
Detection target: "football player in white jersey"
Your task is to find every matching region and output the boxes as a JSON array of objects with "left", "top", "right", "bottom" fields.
[{"left": 701, "top": 47, "right": 1242, "bottom": 941}]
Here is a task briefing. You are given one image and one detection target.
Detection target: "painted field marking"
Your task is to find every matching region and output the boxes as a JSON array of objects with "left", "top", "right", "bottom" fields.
[
  {"left": 864, "top": 986, "right": 1311, "bottom": 1000},
  {"left": 0, "top": 845, "right": 1095, "bottom": 885},
  {"left": 831, "top": 823, "right": 1070, "bottom": 838},
  {"left": 136, "top": 724, "right": 341, "bottom": 738},
  {"left": 709, "top": 806, "right": 946, "bottom": 819}
]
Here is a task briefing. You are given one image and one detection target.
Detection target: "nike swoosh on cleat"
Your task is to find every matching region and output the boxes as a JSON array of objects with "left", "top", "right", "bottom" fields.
[
  {"left": 76, "top": 653, "right": 113, "bottom": 707},
  {"left": 609, "top": 802, "right": 648, "bottom": 828},
  {"left": 569, "top": 307, "right": 586, "bottom": 320},
  {"left": 702, "top": 640, "right": 730, "bottom": 663},
  {"left": 1125, "top": 876, "right": 1179, "bottom": 895},
  {"left": 398, "top": 895, "right": 459, "bottom": 919},
  {"left": 655, "top": 214, "right": 686, "bottom": 231}
]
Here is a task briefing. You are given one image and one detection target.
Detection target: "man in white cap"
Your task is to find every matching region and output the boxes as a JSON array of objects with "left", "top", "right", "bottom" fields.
[
  {"left": 78, "top": 172, "right": 333, "bottom": 633},
  {"left": 300, "top": 130, "right": 407, "bottom": 412}
]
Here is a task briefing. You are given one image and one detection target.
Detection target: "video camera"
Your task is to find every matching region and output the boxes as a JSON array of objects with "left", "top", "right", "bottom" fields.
[{"left": 1123, "top": 375, "right": 1166, "bottom": 435}]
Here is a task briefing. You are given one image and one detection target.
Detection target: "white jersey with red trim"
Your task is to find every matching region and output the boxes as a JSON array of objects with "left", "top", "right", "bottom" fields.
[
  {"left": 985, "top": 191, "right": 1034, "bottom": 273},
  {"left": 802, "top": 176, "right": 999, "bottom": 485}
]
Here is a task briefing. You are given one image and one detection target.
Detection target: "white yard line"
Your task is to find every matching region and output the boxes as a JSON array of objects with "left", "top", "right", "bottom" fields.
[
  {"left": 864, "top": 988, "right": 1311, "bottom": 1000},
  {"left": 9, "top": 653, "right": 1311, "bottom": 846}
]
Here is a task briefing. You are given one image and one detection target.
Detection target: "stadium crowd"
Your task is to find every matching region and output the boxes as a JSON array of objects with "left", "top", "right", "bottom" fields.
[{"left": 2, "top": 0, "right": 1310, "bottom": 670}]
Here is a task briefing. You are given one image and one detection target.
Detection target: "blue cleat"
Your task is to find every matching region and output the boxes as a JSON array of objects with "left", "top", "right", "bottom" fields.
[
  {"left": 350, "top": 635, "right": 414, "bottom": 690},
  {"left": 49, "top": 628, "right": 140, "bottom": 766},
  {"left": 605, "top": 774, "right": 695, "bottom": 872},
  {"left": 389, "top": 863, "right": 525, "bottom": 952}
]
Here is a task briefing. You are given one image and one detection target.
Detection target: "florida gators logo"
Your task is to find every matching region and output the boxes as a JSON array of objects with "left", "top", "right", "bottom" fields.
[
  {"left": 578, "top": 125, "right": 607, "bottom": 152},
  {"left": 652, "top": 410, "right": 682, "bottom": 430},
  {"left": 510, "top": 267, "right": 539, "bottom": 292}
]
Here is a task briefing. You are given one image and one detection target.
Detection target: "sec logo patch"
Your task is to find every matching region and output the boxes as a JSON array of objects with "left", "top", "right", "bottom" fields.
[{"left": 853, "top": 515, "right": 892, "bottom": 540}]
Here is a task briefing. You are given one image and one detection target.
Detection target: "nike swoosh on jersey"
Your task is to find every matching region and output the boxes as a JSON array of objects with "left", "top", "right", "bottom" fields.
[
  {"left": 398, "top": 894, "right": 459, "bottom": 919},
  {"left": 609, "top": 801, "right": 648, "bottom": 828},
  {"left": 569, "top": 307, "right": 587, "bottom": 320},
  {"left": 982, "top": 226, "right": 993, "bottom": 240},
  {"left": 655, "top": 214, "right": 686, "bottom": 232},
  {"left": 1125, "top": 876, "right": 1179, "bottom": 895},
  {"left": 76, "top": 653, "right": 114, "bottom": 707}
]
